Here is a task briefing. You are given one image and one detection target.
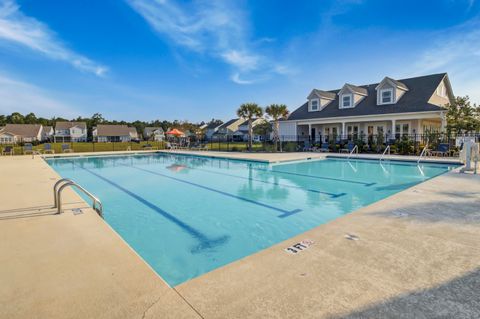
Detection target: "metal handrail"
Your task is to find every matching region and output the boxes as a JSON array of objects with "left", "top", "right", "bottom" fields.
[
  {"left": 55, "top": 180, "right": 103, "bottom": 218},
  {"left": 380, "top": 145, "right": 391, "bottom": 161},
  {"left": 347, "top": 145, "right": 358, "bottom": 159},
  {"left": 53, "top": 178, "right": 75, "bottom": 208},
  {"left": 417, "top": 143, "right": 429, "bottom": 164}
]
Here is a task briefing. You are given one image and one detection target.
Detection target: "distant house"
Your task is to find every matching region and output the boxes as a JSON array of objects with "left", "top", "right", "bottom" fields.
[
  {"left": 212, "top": 118, "right": 244, "bottom": 139},
  {"left": 42, "top": 126, "right": 54, "bottom": 141},
  {"left": 93, "top": 125, "right": 139, "bottom": 142},
  {"left": 54, "top": 122, "right": 87, "bottom": 142},
  {"left": 279, "top": 73, "right": 454, "bottom": 142},
  {"left": 232, "top": 118, "right": 268, "bottom": 141},
  {"left": 0, "top": 124, "right": 43, "bottom": 144},
  {"left": 143, "top": 127, "right": 164, "bottom": 141},
  {"left": 205, "top": 122, "right": 223, "bottom": 139}
]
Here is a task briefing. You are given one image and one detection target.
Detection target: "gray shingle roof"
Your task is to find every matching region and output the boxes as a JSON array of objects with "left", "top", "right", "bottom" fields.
[
  {"left": 95, "top": 125, "right": 135, "bottom": 136},
  {"left": 342, "top": 83, "right": 368, "bottom": 96},
  {"left": 2, "top": 124, "right": 42, "bottom": 138},
  {"left": 288, "top": 73, "right": 447, "bottom": 121},
  {"left": 55, "top": 121, "right": 87, "bottom": 130},
  {"left": 218, "top": 119, "right": 239, "bottom": 129},
  {"left": 310, "top": 89, "right": 336, "bottom": 100}
]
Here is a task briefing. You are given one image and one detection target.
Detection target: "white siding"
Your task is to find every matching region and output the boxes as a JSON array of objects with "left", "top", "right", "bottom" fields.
[{"left": 278, "top": 121, "right": 297, "bottom": 141}]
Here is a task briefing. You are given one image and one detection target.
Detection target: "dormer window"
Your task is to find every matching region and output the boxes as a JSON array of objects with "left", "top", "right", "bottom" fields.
[
  {"left": 341, "top": 94, "right": 353, "bottom": 108},
  {"left": 376, "top": 77, "right": 408, "bottom": 105},
  {"left": 380, "top": 88, "right": 393, "bottom": 104},
  {"left": 311, "top": 99, "right": 319, "bottom": 111}
]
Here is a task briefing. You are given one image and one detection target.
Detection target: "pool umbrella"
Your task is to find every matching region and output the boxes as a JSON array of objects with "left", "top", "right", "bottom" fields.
[{"left": 166, "top": 128, "right": 184, "bottom": 136}]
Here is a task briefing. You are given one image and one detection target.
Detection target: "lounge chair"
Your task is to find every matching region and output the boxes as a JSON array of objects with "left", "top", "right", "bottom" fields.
[
  {"left": 318, "top": 142, "right": 330, "bottom": 152},
  {"left": 166, "top": 142, "right": 178, "bottom": 150},
  {"left": 431, "top": 143, "right": 450, "bottom": 157},
  {"left": 23, "top": 143, "right": 34, "bottom": 155},
  {"left": 303, "top": 141, "right": 313, "bottom": 152},
  {"left": 340, "top": 142, "right": 355, "bottom": 153},
  {"left": 2, "top": 146, "right": 14, "bottom": 156},
  {"left": 62, "top": 144, "right": 73, "bottom": 153},
  {"left": 43, "top": 143, "right": 55, "bottom": 154},
  {"left": 143, "top": 143, "right": 153, "bottom": 150},
  {"left": 190, "top": 143, "right": 208, "bottom": 151}
]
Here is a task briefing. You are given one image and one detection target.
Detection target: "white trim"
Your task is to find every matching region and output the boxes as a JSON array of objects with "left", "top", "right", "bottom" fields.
[
  {"left": 378, "top": 88, "right": 394, "bottom": 105},
  {"left": 292, "top": 110, "right": 443, "bottom": 126},
  {"left": 309, "top": 98, "right": 320, "bottom": 112},
  {"left": 340, "top": 94, "right": 354, "bottom": 109}
]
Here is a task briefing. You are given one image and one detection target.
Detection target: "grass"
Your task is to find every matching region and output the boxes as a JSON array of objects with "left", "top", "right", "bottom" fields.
[
  {"left": 1, "top": 141, "right": 166, "bottom": 155},
  {"left": 1, "top": 141, "right": 269, "bottom": 155}
]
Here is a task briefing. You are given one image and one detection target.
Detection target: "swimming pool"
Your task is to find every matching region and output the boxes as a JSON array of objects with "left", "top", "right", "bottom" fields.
[{"left": 46, "top": 153, "right": 456, "bottom": 286}]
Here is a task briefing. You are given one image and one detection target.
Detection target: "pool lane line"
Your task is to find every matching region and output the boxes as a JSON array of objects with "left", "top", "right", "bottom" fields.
[
  {"left": 121, "top": 164, "right": 303, "bottom": 218},
  {"left": 183, "top": 166, "right": 346, "bottom": 198},
  {"left": 253, "top": 166, "right": 376, "bottom": 187},
  {"left": 75, "top": 165, "right": 230, "bottom": 253}
]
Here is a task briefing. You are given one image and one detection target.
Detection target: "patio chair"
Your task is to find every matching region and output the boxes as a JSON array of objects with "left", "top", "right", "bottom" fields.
[
  {"left": 340, "top": 142, "right": 355, "bottom": 153},
  {"left": 2, "top": 146, "right": 14, "bottom": 156},
  {"left": 431, "top": 143, "right": 450, "bottom": 157},
  {"left": 43, "top": 143, "right": 55, "bottom": 154},
  {"left": 143, "top": 143, "right": 153, "bottom": 150},
  {"left": 165, "top": 142, "right": 174, "bottom": 150},
  {"left": 62, "top": 143, "right": 73, "bottom": 153},
  {"left": 303, "top": 141, "right": 313, "bottom": 152},
  {"left": 23, "top": 143, "right": 34, "bottom": 155},
  {"left": 318, "top": 142, "right": 330, "bottom": 152}
]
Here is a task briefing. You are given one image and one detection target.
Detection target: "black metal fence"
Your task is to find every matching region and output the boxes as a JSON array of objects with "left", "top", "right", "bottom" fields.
[{"left": 1, "top": 133, "right": 479, "bottom": 156}]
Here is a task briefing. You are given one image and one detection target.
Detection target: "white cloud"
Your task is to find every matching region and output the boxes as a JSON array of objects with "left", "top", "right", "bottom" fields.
[
  {"left": 0, "top": 0, "right": 107, "bottom": 76},
  {"left": 415, "top": 17, "right": 480, "bottom": 103},
  {"left": 0, "top": 73, "right": 79, "bottom": 117},
  {"left": 127, "top": 0, "right": 287, "bottom": 84}
]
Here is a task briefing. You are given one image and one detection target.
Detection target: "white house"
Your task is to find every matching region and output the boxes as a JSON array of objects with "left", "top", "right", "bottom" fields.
[
  {"left": 42, "top": 126, "right": 54, "bottom": 141},
  {"left": 212, "top": 118, "right": 245, "bottom": 139},
  {"left": 232, "top": 118, "right": 268, "bottom": 141},
  {"left": 144, "top": 127, "right": 165, "bottom": 141},
  {"left": 205, "top": 122, "right": 223, "bottom": 139},
  {"left": 279, "top": 73, "right": 453, "bottom": 142},
  {"left": 93, "top": 125, "right": 139, "bottom": 142},
  {"left": 0, "top": 124, "right": 43, "bottom": 144},
  {"left": 54, "top": 122, "right": 87, "bottom": 142}
]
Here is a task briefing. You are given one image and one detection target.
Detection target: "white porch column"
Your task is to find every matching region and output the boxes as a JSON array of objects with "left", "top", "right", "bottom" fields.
[
  {"left": 391, "top": 119, "right": 396, "bottom": 138},
  {"left": 341, "top": 122, "right": 346, "bottom": 139},
  {"left": 440, "top": 112, "right": 447, "bottom": 132},
  {"left": 308, "top": 123, "right": 312, "bottom": 140}
]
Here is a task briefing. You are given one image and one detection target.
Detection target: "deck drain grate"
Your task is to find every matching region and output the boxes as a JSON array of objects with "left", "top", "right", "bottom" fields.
[
  {"left": 72, "top": 208, "right": 84, "bottom": 215},
  {"left": 344, "top": 234, "right": 359, "bottom": 241}
]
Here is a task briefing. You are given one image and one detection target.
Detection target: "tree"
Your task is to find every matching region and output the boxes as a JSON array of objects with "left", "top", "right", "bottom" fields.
[
  {"left": 24, "top": 112, "right": 37, "bottom": 124},
  {"left": 237, "top": 103, "right": 263, "bottom": 151},
  {"left": 265, "top": 104, "right": 289, "bottom": 152},
  {"left": 7, "top": 112, "right": 24, "bottom": 124},
  {"left": 445, "top": 96, "right": 480, "bottom": 134}
]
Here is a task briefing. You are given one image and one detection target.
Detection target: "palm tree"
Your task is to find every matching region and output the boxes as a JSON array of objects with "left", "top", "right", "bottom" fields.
[
  {"left": 265, "top": 104, "right": 289, "bottom": 152},
  {"left": 237, "top": 103, "right": 263, "bottom": 151}
]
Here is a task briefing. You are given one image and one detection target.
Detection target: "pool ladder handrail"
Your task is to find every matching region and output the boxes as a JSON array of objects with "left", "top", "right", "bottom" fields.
[
  {"left": 53, "top": 178, "right": 103, "bottom": 218},
  {"left": 347, "top": 145, "right": 358, "bottom": 159},
  {"left": 417, "top": 142, "right": 429, "bottom": 165},
  {"left": 380, "top": 145, "right": 391, "bottom": 161}
]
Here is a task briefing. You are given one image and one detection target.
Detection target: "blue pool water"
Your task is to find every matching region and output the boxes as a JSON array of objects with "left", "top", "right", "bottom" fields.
[{"left": 46, "top": 153, "right": 456, "bottom": 286}]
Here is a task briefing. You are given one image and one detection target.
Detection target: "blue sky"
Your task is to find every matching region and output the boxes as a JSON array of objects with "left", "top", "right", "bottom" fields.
[{"left": 0, "top": 0, "right": 479, "bottom": 122}]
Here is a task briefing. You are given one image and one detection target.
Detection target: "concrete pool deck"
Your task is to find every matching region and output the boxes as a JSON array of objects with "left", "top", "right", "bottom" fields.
[{"left": 1, "top": 152, "right": 479, "bottom": 318}]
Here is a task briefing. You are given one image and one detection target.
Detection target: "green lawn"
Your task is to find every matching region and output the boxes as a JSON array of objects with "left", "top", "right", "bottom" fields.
[{"left": 2, "top": 141, "right": 166, "bottom": 155}]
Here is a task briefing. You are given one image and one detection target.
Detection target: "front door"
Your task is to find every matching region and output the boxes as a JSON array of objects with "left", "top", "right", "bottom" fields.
[{"left": 311, "top": 127, "right": 316, "bottom": 141}]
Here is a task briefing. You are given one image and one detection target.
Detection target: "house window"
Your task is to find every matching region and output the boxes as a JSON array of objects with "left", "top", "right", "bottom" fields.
[
  {"left": 380, "top": 89, "right": 393, "bottom": 104},
  {"left": 310, "top": 99, "right": 319, "bottom": 111},
  {"left": 341, "top": 95, "right": 352, "bottom": 108}
]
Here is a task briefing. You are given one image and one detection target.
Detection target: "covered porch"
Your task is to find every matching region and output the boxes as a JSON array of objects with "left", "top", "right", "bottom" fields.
[{"left": 297, "top": 112, "right": 445, "bottom": 143}]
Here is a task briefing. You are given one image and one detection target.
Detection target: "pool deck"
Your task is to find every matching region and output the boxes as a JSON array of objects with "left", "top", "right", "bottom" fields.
[{"left": 1, "top": 151, "right": 479, "bottom": 318}]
